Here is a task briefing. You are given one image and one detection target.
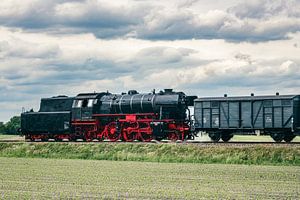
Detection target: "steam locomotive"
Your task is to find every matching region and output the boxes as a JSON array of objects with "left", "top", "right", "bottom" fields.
[
  {"left": 21, "top": 89, "right": 300, "bottom": 142},
  {"left": 21, "top": 89, "right": 197, "bottom": 141}
]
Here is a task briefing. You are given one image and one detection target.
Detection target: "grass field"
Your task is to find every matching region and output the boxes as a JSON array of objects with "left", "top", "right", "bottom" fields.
[
  {"left": 0, "top": 157, "right": 299, "bottom": 199},
  {"left": 0, "top": 142, "right": 299, "bottom": 165}
]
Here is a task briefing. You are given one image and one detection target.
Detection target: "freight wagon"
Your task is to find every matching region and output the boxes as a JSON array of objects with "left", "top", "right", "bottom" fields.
[{"left": 194, "top": 93, "right": 300, "bottom": 142}]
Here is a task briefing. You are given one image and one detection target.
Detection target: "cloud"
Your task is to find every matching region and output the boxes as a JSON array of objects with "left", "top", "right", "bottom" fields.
[
  {"left": 0, "top": 0, "right": 299, "bottom": 42},
  {"left": 229, "top": 0, "right": 300, "bottom": 19},
  {"left": 137, "top": 0, "right": 300, "bottom": 42},
  {"left": 0, "top": 39, "right": 61, "bottom": 58},
  {"left": 0, "top": 0, "right": 147, "bottom": 38},
  {"left": 1, "top": 28, "right": 300, "bottom": 93},
  {"left": 131, "top": 46, "right": 197, "bottom": 68}
]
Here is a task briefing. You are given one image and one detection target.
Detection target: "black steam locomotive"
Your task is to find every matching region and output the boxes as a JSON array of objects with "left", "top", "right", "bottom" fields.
[
  {"left": 21, "top": 89, "right": 196, "bottom": 141},
  {"left": 21, "top": 89, "right": 300, "bottom": 142}
]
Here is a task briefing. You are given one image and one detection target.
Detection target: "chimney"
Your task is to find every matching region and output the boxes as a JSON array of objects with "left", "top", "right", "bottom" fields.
[
  {"left": 276, "top": 92, "right": 279, "bottom": 96},
  {"left": 224, "top": 94, "right": 227, "bottom": 97},
  {"left": 251, "top": 93, "right": 254, "bottom": 96}
]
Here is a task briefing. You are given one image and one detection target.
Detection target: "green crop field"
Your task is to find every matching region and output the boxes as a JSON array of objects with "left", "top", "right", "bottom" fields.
[{"left": 0, "top": 157, "right": 299, "bottom": 199}]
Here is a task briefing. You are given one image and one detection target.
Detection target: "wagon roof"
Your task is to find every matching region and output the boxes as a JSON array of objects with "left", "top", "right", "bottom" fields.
[{"left": 195, "top": 94, "right": 299, "bottom": 101}]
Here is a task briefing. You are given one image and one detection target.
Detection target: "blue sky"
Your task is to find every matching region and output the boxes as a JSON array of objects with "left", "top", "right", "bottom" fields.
[{"left": 0, "top": 0, "right": 300, "bottom": 122}]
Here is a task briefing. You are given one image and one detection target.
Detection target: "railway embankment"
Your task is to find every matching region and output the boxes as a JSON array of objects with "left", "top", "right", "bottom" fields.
[{"left": 0, "top": 142, "right": 299, "bottom": 165}]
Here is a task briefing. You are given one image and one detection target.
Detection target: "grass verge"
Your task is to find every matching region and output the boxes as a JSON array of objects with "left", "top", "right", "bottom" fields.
[
  {"left": 0, "top": 134, "right": 23, "bottom": 141},
  {"left": 0, "top": 142, "right": 299, "bottom": 165}
]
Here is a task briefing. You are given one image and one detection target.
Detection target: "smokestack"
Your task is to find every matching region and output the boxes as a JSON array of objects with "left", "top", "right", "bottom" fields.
[
  {"left": 276, "top": 92, "right": 279, "bottom": 96},
  {"left": 251, "top": 93, "right": 254, "bottom": 96},
  {"left": 224, "top": 94, "right": 227, "bottom": 97}
]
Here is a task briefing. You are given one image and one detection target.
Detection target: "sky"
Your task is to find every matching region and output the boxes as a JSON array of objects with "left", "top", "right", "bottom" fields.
[{"left": 0, "top": 0, "right": 300, "bottom": 122}]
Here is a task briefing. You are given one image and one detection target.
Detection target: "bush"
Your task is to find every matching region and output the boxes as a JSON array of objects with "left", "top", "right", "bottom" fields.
[{"left": 0, "top": 116, "right": 20, "bottom": 135}]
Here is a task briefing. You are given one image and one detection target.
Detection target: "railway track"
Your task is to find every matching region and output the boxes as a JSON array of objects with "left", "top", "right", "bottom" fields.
[{"left": 0, "top": 139, "right": 300, "bottom": 146}]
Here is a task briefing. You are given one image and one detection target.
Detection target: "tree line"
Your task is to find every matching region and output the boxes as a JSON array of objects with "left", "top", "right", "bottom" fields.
[{"left": 0, "top": 116, "right": 21, "bottom": 135}]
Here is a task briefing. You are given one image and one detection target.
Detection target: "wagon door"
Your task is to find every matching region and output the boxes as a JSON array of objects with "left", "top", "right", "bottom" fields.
[
  {"left": 241, "top": 101, "right": 251, "bottom": 128},
  {"left": 282, "top": 99, "right": 293, "bottom": 128},
  {"left": 211, "top": 101, "right": 220, "bottom": 128},
  {"left": 273, "top": 100, "right": 282, "bottom": 128},
  {"left": 220, "top": 102, "right": 229, "bottom": 128},
  {"left": 264, "top": 100, "right": 273, "bottom": 128},
  {"left": 202, "top": 102, "right": 211, "bottom": 128},
  {"left": 194, "top": 102, "right": 202, "bottom": 128},
  {"left": 229, "top": 102, "right": 239, "bottom": 128},
  {"left": 252, "top": 101, "right": 263, "bottom": 128}
]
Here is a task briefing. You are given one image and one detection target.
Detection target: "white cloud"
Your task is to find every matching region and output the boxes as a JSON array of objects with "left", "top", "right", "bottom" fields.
[{"left": 0, "top": 0, "right": 299, "bottom": 41}]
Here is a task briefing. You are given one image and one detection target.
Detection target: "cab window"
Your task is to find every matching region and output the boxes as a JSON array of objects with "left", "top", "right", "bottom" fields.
[
  {"left": 87, "top": 99, "right": 94, "bottom": 107},
  {"left": 74, "top": 100, "right": 82, "bottom": 108}
]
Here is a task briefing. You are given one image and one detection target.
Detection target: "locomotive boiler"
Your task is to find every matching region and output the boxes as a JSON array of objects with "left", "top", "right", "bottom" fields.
[{"left": 21, "top": 89, "right": 197, "bottom": 142}]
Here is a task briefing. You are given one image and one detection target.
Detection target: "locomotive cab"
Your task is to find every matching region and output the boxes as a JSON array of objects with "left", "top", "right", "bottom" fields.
[{"left": 72, "top": 93, "right": 108, "bottom": 121}]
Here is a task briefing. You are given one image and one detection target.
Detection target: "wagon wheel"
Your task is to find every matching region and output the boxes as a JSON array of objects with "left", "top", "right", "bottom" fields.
[
  {"left": 221, "top": 133, "right": 233, "bottom": 142},
  {"left": 283, "top": 133, "right": 295, "bottom": 143},
  {"left": 106, "top": 122, "right": 121, "bottom": 142},
  {"left": 208, "top": 132, "right": 221, "bottom": 142},
  {"left": 270, "top": 132, "right": 284, "bottom": 143}
]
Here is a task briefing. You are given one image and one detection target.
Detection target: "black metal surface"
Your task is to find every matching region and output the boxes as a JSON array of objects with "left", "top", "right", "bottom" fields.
[
  {"left": 21, "top": 89, "right": 193, "bottom": 136},
  {"left": 98, "top": 89, "right": 190, "bottom": 120},
  {"left": 21, "top": 112, "right": 71, "bottom": 134},
  {"left": 39, "top": 96, "right": 74, "bottom": 112},
  {"left": 194, "top": 94, "right": 300, "bottom": 135}
]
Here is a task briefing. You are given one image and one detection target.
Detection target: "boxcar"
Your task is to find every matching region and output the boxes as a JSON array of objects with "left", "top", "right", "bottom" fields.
[{"left": 194, "top": 94, "right": 300, "bottom": 142}]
